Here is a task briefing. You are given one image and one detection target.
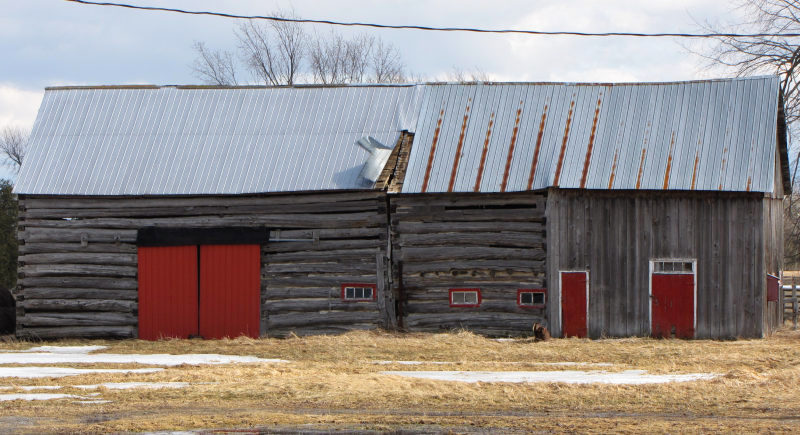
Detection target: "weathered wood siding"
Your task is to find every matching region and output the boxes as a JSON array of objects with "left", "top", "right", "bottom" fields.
[
  {"left": 16, "top": 192, "right": 390, "bottom": 339},
  {"left": 547, "top": 189, "right": 767, "bottom": 339},
  {"left": 763, "top": 196, "right": 784, "bottom": 334},
  {"left": 390, "top": 192, "right": 548, "bottom": 336}
]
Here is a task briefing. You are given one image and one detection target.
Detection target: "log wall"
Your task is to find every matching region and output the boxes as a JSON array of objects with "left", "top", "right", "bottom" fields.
[
  {"left": 16, "top": 191, "right": 390, "bottom": 339},
  {"left": 547, "top": 189, "right": 769, "bottom": 339},
  {"left": 390, "top": 192, "right": 548, "bottom": 336}
]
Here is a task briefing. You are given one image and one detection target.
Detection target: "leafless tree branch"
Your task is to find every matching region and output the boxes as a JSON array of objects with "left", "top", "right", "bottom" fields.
[
  {"left": 191, "top": 41, "right": 239, "bottom": 86},
  {"left": 236, "top": 10, "right": 307, "bottom": 86},
  {"left": 701, "top": 1, "right": 800, "bottom": 266},
  {"left": 0, "top": 126, "right": 26, "bottom": 171}
]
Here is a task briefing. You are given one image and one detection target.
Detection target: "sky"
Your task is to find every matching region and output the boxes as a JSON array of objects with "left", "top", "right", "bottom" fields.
[{"left": 0, "top": 0, "right": 743, "bottom": 180}]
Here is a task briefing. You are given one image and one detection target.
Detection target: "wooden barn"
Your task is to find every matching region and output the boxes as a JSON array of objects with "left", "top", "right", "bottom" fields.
[
  {"left": 394, "top": 76, "right": 788, "bottom": 339},
  {"left": 13, "top": 84, "right": 420, "bottom": 339},
  {"left": 13, "top": 76, "right": 788, "bottom": 339}
]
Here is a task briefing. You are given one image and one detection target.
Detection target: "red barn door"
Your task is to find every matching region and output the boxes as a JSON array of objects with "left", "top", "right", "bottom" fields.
[
  {"left": 199, "top": 245, "right": 261, "bottom": 339},
  {"left": 651, "top": 261, "right": 695, "bottom": 338},
  {"left": 561, "top": 271, "right": 588, "bottom": 338},
  {"left": 138, "top": 246, "right": 198, "bottom": 340}
]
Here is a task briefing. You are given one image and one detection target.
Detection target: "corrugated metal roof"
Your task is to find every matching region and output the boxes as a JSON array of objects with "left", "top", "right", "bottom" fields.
[
  {"left": 402, "top": 76, "right": 781, "bottom": 193},
  {"left": 16, "top": 77, "right": 782, "bottom": 196},
  {"left": 15, "top": 84, "right": 421, "bottom": 195}
]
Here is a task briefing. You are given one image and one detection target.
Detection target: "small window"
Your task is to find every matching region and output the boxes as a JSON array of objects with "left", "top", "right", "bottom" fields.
[
  {"left": 518, "top": 289, "right": 546, "bottom": 308},
  {"left": 449, "top": 288, "right": 481, "bottom": 307},
  {"left": 653, "top": 260, "right": 694, "bottom": 274},
  {"left": 341, "top": 283, "right": 376, "bottom": 302}
]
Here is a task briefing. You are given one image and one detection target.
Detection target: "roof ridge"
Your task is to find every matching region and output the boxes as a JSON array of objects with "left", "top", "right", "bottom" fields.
[{"left": 43, "top": 76, "right": 777, "bottom": 92}]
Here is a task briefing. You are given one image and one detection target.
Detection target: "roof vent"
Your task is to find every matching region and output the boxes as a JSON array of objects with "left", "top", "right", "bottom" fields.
[{"left": 356, "top": 136, "right": 393, "bottom": 183}]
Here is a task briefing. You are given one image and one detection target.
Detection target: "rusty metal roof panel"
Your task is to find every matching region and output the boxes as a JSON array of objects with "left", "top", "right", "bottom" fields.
[
  {"left": 402, "top": 76, "right": 780, "bottom": 193},
  {"left": 15, "top": 84, "right": 420, "bottom": 195}
]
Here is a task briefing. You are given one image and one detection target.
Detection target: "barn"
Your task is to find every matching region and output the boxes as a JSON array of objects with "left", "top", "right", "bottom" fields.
[
  {"left": 12, "top": 84, "right": 419, "bottom": 339},
  {"left": 13, "top": 76, "right": 788, "bottom": 339}
]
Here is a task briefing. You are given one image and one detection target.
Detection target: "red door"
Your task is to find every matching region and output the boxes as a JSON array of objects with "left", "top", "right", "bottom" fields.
[
  {"left": 138, "top": 246, "right": 198, "bottom": 340},
  {"left": 199, "top": 245, "right": 261, "bottom": 339},
  {"left": 651, "top": 273, "right": 695, "bottom": 338},
  {"left": 561, "top": 271, "right": 588, "bottom": 338}
]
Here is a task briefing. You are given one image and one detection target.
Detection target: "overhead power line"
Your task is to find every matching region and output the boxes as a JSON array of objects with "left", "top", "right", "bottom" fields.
[{"left": 65, "top": 0, "right": 800, "bottom": 39}]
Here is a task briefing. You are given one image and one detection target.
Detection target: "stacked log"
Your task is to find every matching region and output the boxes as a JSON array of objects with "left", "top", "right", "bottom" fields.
[
  {"left": 16, "top": 192, "right": 390, "bottom": 339},
  {"left": 391, "top": 192, "right": 547, "bottom": 336}
]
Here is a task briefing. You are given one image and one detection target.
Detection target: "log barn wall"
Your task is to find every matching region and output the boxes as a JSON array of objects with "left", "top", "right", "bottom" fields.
[
  {"left": 390, "top": 192, "right": 548, "bottom": 336},
  {"left": 15, "top": 191, "right": 391, "bottom": 339},
  {"left": 546, "top": 189, "right": 769, "bottom": 339}
]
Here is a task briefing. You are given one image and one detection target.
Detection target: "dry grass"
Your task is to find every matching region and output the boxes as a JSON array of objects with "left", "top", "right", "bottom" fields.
[{"left": 0, "top": 328, "right": 799, "bottom": 433}]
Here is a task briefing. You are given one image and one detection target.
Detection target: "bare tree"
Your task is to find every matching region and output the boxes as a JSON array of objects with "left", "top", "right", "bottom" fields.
[
  {"left": 446, "top": 66, "right": 491, "bottom": 83},
  {"left": 371, "top": 39, "right": 406, "bottom": 83},
  {"left": 309, "top": 32, "right": 407, "bottom": 84},
  {"left": 191, "top": 41, "right": 239, "bottom": 86},
  {"left": 0, "top": 126, "right": 26, "bottom": 171},
  {"left": 191, "top": 10, "right": 407, "bottom": 86},
  {"left": 236, "top": 12, "right": 307, "bottom": 86},
  {"left": 701, "top": 1, "right": 800, "bottom": 266},
  {"left": 308, "top": 32, "right": 348, "bottom": 84}
]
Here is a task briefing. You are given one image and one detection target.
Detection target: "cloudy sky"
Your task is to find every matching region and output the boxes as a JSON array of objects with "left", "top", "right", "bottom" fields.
[{"left": 0, "top": 0, "right": 743, "bottom": 180}]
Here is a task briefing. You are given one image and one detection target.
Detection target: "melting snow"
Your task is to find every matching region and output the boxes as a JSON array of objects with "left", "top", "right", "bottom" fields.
[
  {"left": 0, "top": 346, "right": 287, "bottom": 366},
  {"left": 382, "top": 370, "right": 718, "bottom": 384},
  {"left": 0, "top": 382, "right": 189, "bottom": 391},
  {"left": 0, "top": 367, "right": 163, "bottom": 379},
  {"left": 21, "top": 346, "right": 108, "bottom": 354},
  {"left": 373, "top": 360, "right": 613, "bottom": 367}
]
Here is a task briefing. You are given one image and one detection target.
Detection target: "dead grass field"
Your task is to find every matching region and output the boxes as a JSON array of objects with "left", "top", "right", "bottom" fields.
[{"left": 0, "top": 327, "right": 799, "bottom": 433}]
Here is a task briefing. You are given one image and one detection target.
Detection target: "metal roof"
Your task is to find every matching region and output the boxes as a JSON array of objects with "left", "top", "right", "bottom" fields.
[
  {"left": 15, "top": 85, "right": 420, "bottom": 195},
  {"left": 16, "top": 77, "right": 783, "bottom": 196},
  {"left": 402, "top": 76, "right": 782, "bottom": 193}
]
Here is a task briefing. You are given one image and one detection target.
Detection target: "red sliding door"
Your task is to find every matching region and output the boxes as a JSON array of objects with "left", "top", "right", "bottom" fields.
[
  {"left": 138, "top": 244, "right": 261, "bottom": 340},
  {"left": 138, "top": 246, "right": 198, "bottom": 340},
  {"left": 199, "top": 244, "right": 261, "bottom": 339}
]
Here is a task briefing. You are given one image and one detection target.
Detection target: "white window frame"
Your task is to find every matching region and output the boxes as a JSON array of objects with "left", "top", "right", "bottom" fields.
[
  {"left": 449, "top": 288, "right": 481, "bottom": 307},
  {"left": 341, "top": 283, "right": 376, "bottom": 302},
  {"left": 648, "top": 259, "right": 697, "bottom": 336}
]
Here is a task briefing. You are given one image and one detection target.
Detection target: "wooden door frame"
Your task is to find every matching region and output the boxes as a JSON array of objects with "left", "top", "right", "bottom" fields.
[
  {"left": 648, "top": 259, "right": 697, "bottom": 336},
  {"left": 558, "top": 270, "right": 589, "bottom": 338}
]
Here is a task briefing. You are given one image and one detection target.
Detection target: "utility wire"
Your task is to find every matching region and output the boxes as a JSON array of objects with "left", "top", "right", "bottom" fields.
[{"left": 65, "top": 0, "right": 800, "bottom": 39}]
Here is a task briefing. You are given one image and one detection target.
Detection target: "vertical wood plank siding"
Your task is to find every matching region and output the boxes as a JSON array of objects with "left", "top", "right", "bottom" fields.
[
  {"left": 763, "top": 197, "right": 784, "bottom": 334},
  {"left": 546, "top": 189, "right": 771, "bottom": 339},
  {"left": 15, "top": 192, "right": 390, "bottom": 339},
  {"left": 390, "top": 192, "right": 548, "bottom": 336}
]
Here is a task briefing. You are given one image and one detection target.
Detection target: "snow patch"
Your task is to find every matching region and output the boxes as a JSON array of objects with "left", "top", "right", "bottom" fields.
[
  {"left": 22, "top": 345, "right": 108, "bottom": 354},
  {"left": 0, "top": 367, "right": 163, "bottom": 379},
  {"left": 382, "top": 369, "right": 718, "bottom": 384},
  {"left": 0, "top": 347, "right": 287, "bottom": 366},
  {"left": 373, "top": 360, "right": 450, "bottom": 365},
  {"left": 372, "top": 360, "right": 613, "bottom": 367},
  {"left": 75, "top": 382, "right": 189, "bottom": 390},
  {"left": 0, "top": 382, "right": 189, "bottom": 391}
]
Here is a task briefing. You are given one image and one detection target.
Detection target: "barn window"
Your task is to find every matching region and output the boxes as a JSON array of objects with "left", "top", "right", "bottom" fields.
[
  {"left": 653, "top": 260, "right": 694, "bottom": 274},
  {"left": 518, "top": 289, "right": 546, "bottom": 308},
  {"left": 449, "top": 288, "right": 481, "bottom": 307},
  {"left": 341, "top": 283, "right": 376, "bottom": 302}
]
